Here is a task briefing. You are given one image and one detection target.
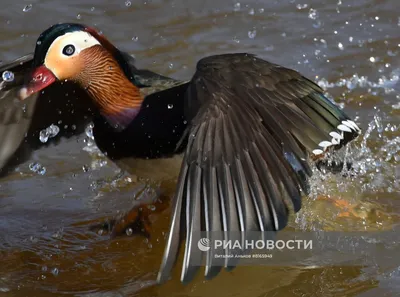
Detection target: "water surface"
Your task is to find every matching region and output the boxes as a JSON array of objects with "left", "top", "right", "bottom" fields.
[{"left": 0, "top": 0, "right": 399, "bottom": 296}]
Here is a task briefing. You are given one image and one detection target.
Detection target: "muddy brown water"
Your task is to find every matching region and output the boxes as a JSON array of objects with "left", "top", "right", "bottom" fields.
[{"left": 0, "top": 0, "right": 399, "bottom": 296}]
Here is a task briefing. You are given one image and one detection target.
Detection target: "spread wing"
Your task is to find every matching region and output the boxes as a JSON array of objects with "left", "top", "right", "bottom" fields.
[
  {"left": 0, "top": 54, "right": 96, "bottom": 176},
  {"left": 0, "top": 54, "right": 37, "bottom": 173},
  {"left": 157, "top": 53, "right": 361, "bottom": 283}
]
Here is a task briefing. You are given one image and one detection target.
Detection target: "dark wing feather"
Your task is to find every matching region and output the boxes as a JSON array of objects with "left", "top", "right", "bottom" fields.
[
  {"left": 156, "top": 53, "right": 361, "bottom": 284},
  {"left": 0, "top": 54, "right": 96, "bottom": 176}
]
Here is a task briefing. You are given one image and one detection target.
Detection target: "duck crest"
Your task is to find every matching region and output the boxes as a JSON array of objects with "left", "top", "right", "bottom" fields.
[{"left": 33, "top": 23, "right": 87, "bottom": 67}]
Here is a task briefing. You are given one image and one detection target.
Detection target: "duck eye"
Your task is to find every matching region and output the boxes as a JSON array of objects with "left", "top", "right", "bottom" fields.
[{"left": 62, "top": 44, "right": 75, "bottom": 56}]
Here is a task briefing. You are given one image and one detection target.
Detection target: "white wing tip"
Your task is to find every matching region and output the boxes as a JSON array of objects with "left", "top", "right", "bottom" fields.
[
  {"left": 312, "top": 119, "right": 361, "bottom": 156},
  {"left": 312, "top": 149, "right": 324, "bottom": 155},
  {"left": 342, "top": 120, "right": 361, "bottom": 132}
]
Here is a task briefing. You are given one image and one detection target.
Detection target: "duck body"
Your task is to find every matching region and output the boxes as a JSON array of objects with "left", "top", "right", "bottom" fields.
[
  {"left": 0, "top": 23, "right": 362, "bottom": 285},
  {"left": 92, "top": 79, "right": 189, "bottom": 179}
]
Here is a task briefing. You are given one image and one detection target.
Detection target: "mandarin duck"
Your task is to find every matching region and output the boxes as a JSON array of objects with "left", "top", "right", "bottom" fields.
[{"left": 0, "top": 23, "right": 361, "bottom": 284}]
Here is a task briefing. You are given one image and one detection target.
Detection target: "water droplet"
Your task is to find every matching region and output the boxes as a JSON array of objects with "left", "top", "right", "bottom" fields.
[
  {"left": 39, "top": 124, "right": 60, "bottom": 143},
  {"left": 313, "top": 20, "right": 322, "bottom": 28},
  {"left": 308, "top": 8, "right": 318, "bottom": 20},
  {"left": 125, "top": 0, "right": 132, "bottom": 7},
  {"left": 131, "top": 36, "right": 139, "bottom": 41},
  {"left": 168, "top": 63, "right": 173, "bottom": 69},
  {"left": 126, "top": 228, "right": 133, "bottom": 236},
  {"left": 90, "top": 7, "right": 95, "bottom": 11},
  {"left": 85, "top": 123, "right": 94, "bottom": 138},
  {"left": 248, "top": 8, "right": 255, "bottom": 15},
  {"left": 296, "top": 3, "right": 308, "bottom": 9},
  {"left": 23, "top": 4, "right": 32, "bottom": 12},
  {"left": 2, "top": 71, "right": 14, "bottom": 82},
  {"left": 264, "top": 45, "right": 274, "bottom": 51},
  {"left": 167, "top": 104, "right": 174, "bottom": 109},
  {"left": 374, "top": 114, "right": 383, "bottom": 133},
  {"left": 82, "top": 165, "right": 89, "bottom": 172},
  {"left": 36, "top": 40, "right": 42, "bottom": 45},
  {"left": 29, "top": 162, "right": 46, "bottom": 175},
  {"left": 76, "top": 14, "right": 81, "bottom": 20},
  {"left": 51, "top": 268, "right": 59, "bottom": 276},
  {"left": 233, "top": 2, "right": 241, "bottom": 11},
  {"left": 0, "top": 288, "right": 10, "bottom": 293},
  {"left": 52, "top": 229, "right": 63, "bottom": 239},
  {"left": 248, "top": 29, "right": 257, "bottom": 39},
  {"left": 258, "top": 8, "right": 264, "bottom": 13},
  {"left": 338, "top": 42, "right": 344, "bottom": 50},
  {"left": 369, "top": 56, "right": 376, "bottom": 63}
]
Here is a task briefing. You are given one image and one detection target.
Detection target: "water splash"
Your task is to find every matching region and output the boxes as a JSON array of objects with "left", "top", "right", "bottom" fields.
[
  {"left": 81, "top": 123, "right": 109, "bottom": 171},
  {"left": 294, "top": 62, "right": 400, "bottom": 231},
  {"left": 82, "top": 123, "right": 100, "bottom": 154},
  {"left": 317, "top": 69, "right": 400, "bottom": 92},
  {"left": 352, "top": 118, "right": 399, "bottom": 192}
]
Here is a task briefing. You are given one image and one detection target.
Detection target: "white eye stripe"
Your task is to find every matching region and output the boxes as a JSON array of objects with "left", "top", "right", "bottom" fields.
[{"left": 44, "top": 31, "right": 100, "bottom": 61}]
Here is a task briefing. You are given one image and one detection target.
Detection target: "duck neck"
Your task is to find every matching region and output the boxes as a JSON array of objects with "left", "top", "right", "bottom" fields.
[{"left": 77, "top": 45, "right": 143, "bottom": 130}]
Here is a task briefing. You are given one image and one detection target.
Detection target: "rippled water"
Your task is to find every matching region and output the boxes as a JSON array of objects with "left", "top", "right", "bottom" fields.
[{"left": 0, "top": 0, "right": 399, "bottom": 296}]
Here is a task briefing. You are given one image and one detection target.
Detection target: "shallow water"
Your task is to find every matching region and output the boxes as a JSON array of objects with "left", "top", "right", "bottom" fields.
[{"left": 0, "top": 0, "right": 399, "bottom": 296}]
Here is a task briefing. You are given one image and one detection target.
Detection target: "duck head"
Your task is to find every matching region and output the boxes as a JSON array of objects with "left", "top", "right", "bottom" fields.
[{"left": 18, "top": 23, "right": 142, "bottom": 129}]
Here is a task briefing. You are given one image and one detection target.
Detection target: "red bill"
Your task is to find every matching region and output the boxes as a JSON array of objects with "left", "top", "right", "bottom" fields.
[{"left": 18, "top": 66, "right": 57, "bottom": 100}]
